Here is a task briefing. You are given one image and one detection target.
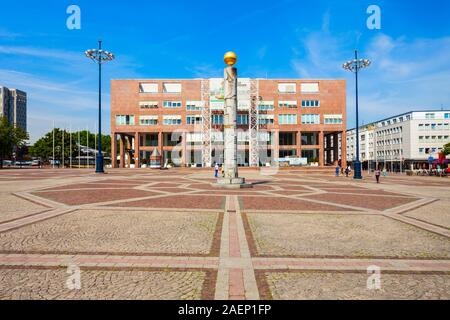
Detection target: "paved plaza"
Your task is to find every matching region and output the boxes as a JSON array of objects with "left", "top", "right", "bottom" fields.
[{"left": 0, "top": 168, "right": 449, "bottom": 300}]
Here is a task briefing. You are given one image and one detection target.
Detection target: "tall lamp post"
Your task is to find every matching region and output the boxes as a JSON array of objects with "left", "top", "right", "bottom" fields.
[
  {"left": 85, "top": 40, "right": 115, "bottom": 173},
  {"left": 343, "top": 50, "right": 371, "bottom": 179}
]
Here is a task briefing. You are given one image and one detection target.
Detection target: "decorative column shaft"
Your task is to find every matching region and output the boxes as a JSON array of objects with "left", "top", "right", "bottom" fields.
[{"left": 223, "top": 66, "right": 239, "bottom": 179}]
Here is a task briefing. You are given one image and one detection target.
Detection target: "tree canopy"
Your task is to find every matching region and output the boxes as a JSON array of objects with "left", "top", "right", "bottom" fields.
[
  {"left": 443, "top": 142, "right": 450, "bottom": 156},
  {"left": 0, "top": 116, "right": 29, "bottom": 168},
  {"left": 29, "top": 129, "right": 111, "bottom": 162}
]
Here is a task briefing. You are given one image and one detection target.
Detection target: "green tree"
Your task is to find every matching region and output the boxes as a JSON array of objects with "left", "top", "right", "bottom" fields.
[
  {"left": 29, "top": 128, "right": 111, "bottom": 164},
  {"left": 442, "top": 142, "right": 450, "bottom": 156},
  {"left": 0, "top": 116, "right": 29, "bottom": 169}
]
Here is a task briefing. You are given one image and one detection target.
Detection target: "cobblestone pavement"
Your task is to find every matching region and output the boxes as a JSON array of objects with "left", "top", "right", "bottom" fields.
[{"left": 0, "top": 168, "right": 449, "bottom": 300}]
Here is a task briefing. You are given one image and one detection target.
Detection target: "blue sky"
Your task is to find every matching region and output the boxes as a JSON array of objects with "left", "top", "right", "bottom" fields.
[{"left": 1, "top": 0, "right": 450, "bottom": 142}]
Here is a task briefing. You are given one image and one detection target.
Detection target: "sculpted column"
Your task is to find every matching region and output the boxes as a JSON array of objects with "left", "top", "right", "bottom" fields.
[{"left": 214, "top": 52, "right": 252, "bottom": 189}]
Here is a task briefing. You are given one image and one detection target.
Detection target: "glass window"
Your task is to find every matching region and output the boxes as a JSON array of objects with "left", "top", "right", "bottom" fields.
[
  {"left": 278, "top": 83, "right": 296, "bottom": 93},
  {"left": 212, "top": 114, "right": 224, "bottom": 125},
  {"left": 162, "top": 83, "right": 181, "bottom": 93},
  {"left": 301, "top": 114, "right": 320, "bottom": 124},
  {"left": 139, "top": 83, "right": 158, "bottom": 93},
  {"left": 237, "top": 114, "right": 249, "bottom": 125},
  {"left": 278, "top": 114, "right": 297, "bottom": 125},
  {"left": 115, "top": 115, "right": 135, "bottom": 126},
  {"left": 163, "top": 101, "right": 182, "bottom": 108}
]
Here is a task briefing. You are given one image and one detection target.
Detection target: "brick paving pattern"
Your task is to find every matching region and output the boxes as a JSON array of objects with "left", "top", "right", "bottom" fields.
[{"left": 0, "top": 168, "right": 449, "bottom": 300}]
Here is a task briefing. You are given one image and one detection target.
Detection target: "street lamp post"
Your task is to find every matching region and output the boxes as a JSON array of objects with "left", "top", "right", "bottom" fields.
[
  {"left": 85, "top": 40, "right": 115, "bottom": 173},
  {"left": 343, "top": 50, "right": 371, "bottom": 179}
]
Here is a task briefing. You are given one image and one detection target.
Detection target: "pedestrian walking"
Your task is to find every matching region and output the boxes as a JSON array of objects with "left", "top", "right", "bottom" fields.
[
  {"left": 335, "top": 165, "right": 340, "bottom": 177},
  {"left": 375, "top": 168, "right": 381, "bottom": 183},
  {"left": 345, "top": 165, "right": 351, "bottom": 177},
  {"left": 214, "top": 163, "right": 219, "bottom": 178}
]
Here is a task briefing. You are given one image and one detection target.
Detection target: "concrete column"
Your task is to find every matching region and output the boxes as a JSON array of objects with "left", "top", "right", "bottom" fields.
[
  {"left": 119, "top": 134, "right": 125, "bottom": 169},
  {"left": 158, "top": 131, "right": 163, "bottom": 165},
  {"left": 297, "top": 131, "right": 301, "bottom": 158},
  {"left": 111, "top": 133, "right": 117, "bottom": 168},
  {"left": 333, "top": 133, "right": 339, "bottom": 164},
  {"left": 134, "top": 132, "right": 140, "bottom": 169},
  {"left": 273, "top": 130, "right": 280, "bottom": 165},
  {"left": 341, "top": 131, "right": 347, "bottom": 168},
  {"left": 181, "top": 131, "right": 187, "bottom": 167},
  {"left": 126, "top": 136, "right": 132, "bottom": 168},
  {"left": 319, "top": 131, "right": 324, "bottom": 167}
]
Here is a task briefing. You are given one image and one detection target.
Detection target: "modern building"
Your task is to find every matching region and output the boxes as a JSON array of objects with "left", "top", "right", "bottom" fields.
[
  {"left": 347, "top": 110, "right": 450, "bottom": 171},
  {"left": 110, "top": 79, "right": 347, "bottom": 168},
  {"left": 0, "top": 86, "right": 27, "bottom": 132}
]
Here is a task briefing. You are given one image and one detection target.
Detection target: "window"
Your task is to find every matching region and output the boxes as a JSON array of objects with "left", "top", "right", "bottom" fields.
[
  {"left": 278, "top": 83, "right": 296, "bottom": 93},
  {"left": 279, "top": 101, "right": 297, "bottom": 108},
  {"left": 300, "top": 82, "right": 319, "bottom": 93},
  {"left": 445, "top": 113, "right": 450, "bottom": 119},
  {"left": 258, "top": 101, "right": 274, "bottom": 111},
  {"left": 237, "top": 114, "right": 249, "bottom": 125},
  {"left": 324, "top": 114, "right": 343, "bottom": 124},
  {"left": 139, "top": 101, "right": 158, "bottom": 109},
  {"left": 301, "top": 100, "right": 320, "bottom": 107},
  {"left": 139, "top": 83, "right": 158, "bottom": 93},
  {"left": 425, "top": 113, "right": 435, "bottom": 119},
  {"left": 163, "top": 115, "right": 182, "bottom": 125},
  {"left": 301, "top": 114, "right": 320, "bottom": 124},
  {"left": 258, "top": 115, "right": 274, "bottom": 125},
  {"left": 163, "top": 101, "right": 182, "bottom": 108},
  {"left": 278, "top": 114, "right": 297, "bottom": 125},
  {"left": 162, "top": 83, "right": 181, "bottom": 93},
  {"left": 212, "top": 114, "right": 224, "bottom": 125},
  {"left": 186, "top": 101, "right": 203, "bottom": 111},
  {"left": 139, "top": 115, "right": 158, "bottom": 126},
  {"left": 115, "top": 115, "right": 135, "bottom": 126},
  {"left": 186, "top": 116, "right": 202, "bottom": 124}
]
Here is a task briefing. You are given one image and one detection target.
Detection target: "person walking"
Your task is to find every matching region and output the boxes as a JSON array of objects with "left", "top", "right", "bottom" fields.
[
  {"left": 375, "top": 167, "right": 381, "bottom": 184},
  {"left": 335, "top": 164, "right": 340, "bottom": 177},
  {"left": 214, "top": 163, "right": 219, "bottom": 178},
  {"left": 345, "top": 165, "right": 351, "bottom": 177}
]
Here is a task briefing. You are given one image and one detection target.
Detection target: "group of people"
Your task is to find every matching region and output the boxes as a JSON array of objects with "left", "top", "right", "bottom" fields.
[
  {"left": 335, "top": 160, "right": 353, "bottom": 178},
  {"left": 335, "top": 160, "right": 385, "bottom": 184}
]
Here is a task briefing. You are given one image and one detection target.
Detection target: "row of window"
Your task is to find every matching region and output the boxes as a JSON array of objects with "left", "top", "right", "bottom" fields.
[
  {"left": 138, "top": 82, "right": 320, "bottom": 94},
  {"left": 418, "top": 135, "right": 449, "bottom": 142},
  {"left": 376, "top": 150, "right": 403, "bottom": 157},
  {"left": 376, "top": 127, "right": 403, "bottom": 136},
  {"left": 376, "top": 138, "right": 403, "bottom": 146},
  {"left": 419, "top": 147, "right": 443, "bottom": 154},
  {"left": 139, "top": 100, "right": 324, "bottom": 110},
  {"left": 418, "top": 123, "right": 450, "bottom": 131},
  {"left": 116, "top": 114, "right": 343, "bottom": 126}
]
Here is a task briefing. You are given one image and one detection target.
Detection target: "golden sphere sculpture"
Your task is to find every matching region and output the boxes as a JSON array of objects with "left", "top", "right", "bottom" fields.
[{"left": 224, "top": 51, "right": 237, "bottom": 66}]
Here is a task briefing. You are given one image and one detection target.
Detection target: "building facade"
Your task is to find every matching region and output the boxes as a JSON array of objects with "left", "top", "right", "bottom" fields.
[
  {"left": 0, "top": 86, "right": 27, "bottom": 132},
  {"left": 110, "top": 79, "right": 347, "bottom": 168},
  {"left": 347, "top": 110, "right": 450, "bottom": 171}
]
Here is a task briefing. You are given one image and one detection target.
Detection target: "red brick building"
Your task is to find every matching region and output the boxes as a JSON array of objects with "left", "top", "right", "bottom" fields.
[{"left": 110, "top": 79, "right": 347, "bottom": 168}]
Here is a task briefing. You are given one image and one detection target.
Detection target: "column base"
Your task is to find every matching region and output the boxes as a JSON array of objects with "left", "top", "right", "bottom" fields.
[
  {"left": 353, "top": 161, "right": 363, "bottom": 180},
  {"left": 212, "top": 177, "right": 253, "bottom": 189}
]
